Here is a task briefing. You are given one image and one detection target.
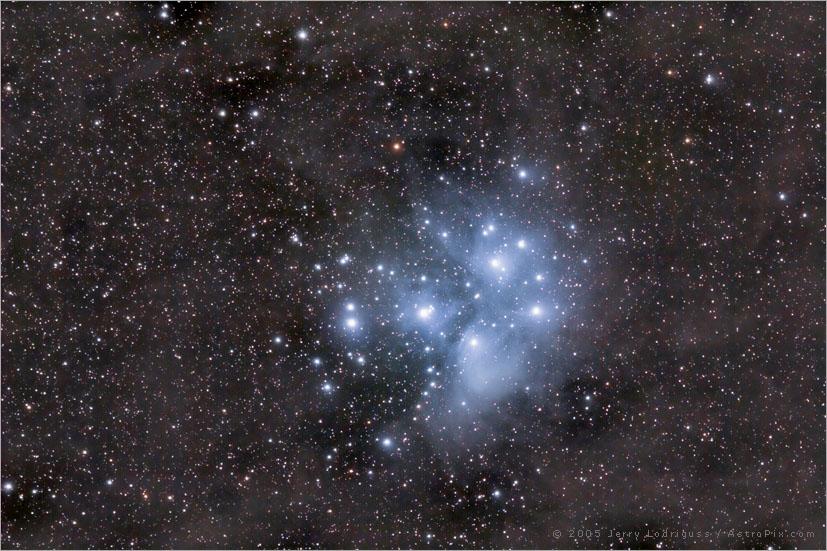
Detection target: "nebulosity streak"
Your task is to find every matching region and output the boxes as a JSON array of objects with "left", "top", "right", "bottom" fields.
[{"left": 1, "top": 2, "right": 824, "bottom": 549}]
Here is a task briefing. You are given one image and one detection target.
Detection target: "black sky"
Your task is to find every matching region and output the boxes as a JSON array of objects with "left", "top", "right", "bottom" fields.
[{"left": 1, "top": 2, "right": 825, "bottom": 549}]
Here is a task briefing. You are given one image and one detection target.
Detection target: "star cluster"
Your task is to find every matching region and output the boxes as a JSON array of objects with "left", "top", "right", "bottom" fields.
[{"left": 1, "top": 2, "right": 825, "bottom": 549}]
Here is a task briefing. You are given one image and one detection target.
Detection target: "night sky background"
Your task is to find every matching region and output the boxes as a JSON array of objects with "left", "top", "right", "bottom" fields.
[{"left": 1, "top": 2, "right": 825, "bottom": 549}]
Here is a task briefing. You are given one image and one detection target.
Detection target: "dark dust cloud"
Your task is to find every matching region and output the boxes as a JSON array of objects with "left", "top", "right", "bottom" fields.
[{"left": 1, "top": 2, "right": 825, "bottom": 549}]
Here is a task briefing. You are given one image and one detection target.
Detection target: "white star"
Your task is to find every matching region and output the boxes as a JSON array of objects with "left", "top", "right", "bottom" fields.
[{"left": 418, "top": 305, "right": 434, "bottom": 320}]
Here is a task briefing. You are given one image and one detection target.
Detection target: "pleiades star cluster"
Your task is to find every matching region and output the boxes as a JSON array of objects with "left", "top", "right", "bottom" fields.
[{"left": 1, "top": 2, "right": 825, "bottom": 549}]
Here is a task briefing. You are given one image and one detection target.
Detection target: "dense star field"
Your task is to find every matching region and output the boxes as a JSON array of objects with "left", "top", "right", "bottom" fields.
[{"left": 1, "top": 2, "right": 825, "bottom": 549}]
